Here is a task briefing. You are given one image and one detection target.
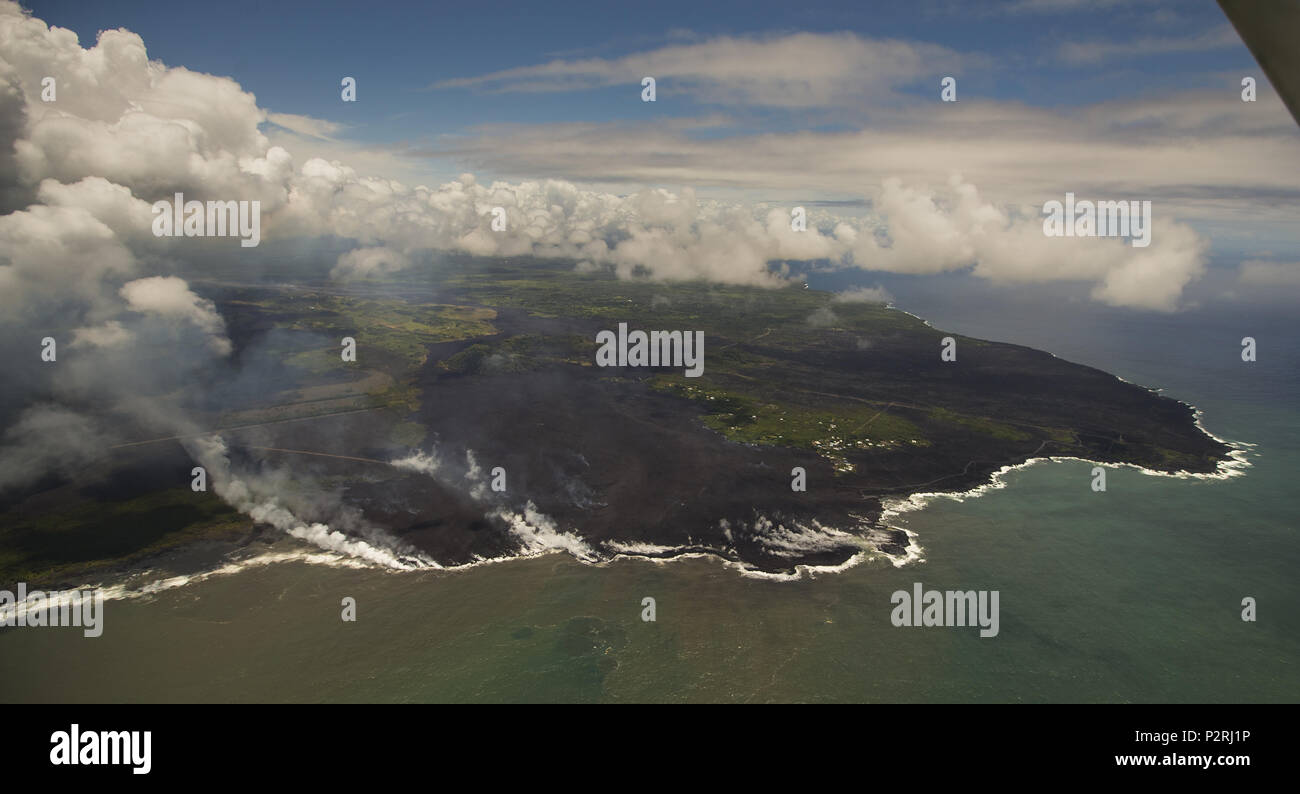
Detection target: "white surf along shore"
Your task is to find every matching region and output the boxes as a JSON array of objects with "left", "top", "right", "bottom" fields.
[{"left": 21, "top": 319, "right": 1255, "bottom": 603}]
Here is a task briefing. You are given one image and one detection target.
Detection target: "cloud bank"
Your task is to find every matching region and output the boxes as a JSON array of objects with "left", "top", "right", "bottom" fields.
[{"left": 0, "top": 0, "right": 1247, "bottom": 512}]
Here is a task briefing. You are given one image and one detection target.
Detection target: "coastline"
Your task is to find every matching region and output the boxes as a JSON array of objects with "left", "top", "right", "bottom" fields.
[
  {"left": 2, "top": 408, "right": 1247, "bottom": 610},
  {"left": 0, "top": 298, "right": 1253, "bottom": 597}
]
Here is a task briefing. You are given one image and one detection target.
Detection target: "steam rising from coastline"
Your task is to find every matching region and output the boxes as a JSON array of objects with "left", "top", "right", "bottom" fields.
[
  {"left": 0, "top": 1, "right": 1241, "bottom": 577},
  {"left": 187, "top": 436, "right": 435, "bottom": 569},
  {"left": 391, "top": 448, "right": 598, "bottom": 563}
]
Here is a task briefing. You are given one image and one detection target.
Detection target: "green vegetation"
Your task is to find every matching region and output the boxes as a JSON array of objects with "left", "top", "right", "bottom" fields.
[
  {"left": 283, "top": 296, "right": 497, "bottom": 374},
  {"left": 927, "top": 407, "right": 1033, "bottom": 442},
  {"left": 0, "top": 489, "right": 248, "bottom": 588},
  {"left": 7, "top": 258, "right": 1225, "bottom": 584},
  {"left": 218, "top": 291, "right": 500, "bottom": 436},
  {"left": 432, "top": 256, "right": 1227, "bottom": 477},
  {"left": 650, "top": 377, "right": 923, "bottom": 472}
]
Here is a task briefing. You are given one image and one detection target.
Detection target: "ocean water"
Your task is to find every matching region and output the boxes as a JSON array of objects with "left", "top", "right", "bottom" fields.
[{"left": 1, "top": 282, "right": 1296, "bottom": 703}]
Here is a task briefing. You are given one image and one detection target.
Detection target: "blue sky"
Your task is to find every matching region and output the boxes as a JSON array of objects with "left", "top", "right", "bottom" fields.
[{"left": 27, "top": 0, "right": 1259, "bottom": 151}]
